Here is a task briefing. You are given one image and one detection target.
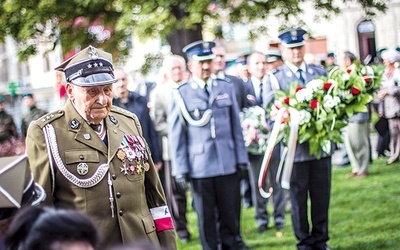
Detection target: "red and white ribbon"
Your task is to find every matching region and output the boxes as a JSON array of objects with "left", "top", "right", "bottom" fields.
[
  {"left": 258, "top": 108, "right": 286, "bottom": 198},
  {"left": 150, "top": 205, "right": 174, "bottom": 231}
]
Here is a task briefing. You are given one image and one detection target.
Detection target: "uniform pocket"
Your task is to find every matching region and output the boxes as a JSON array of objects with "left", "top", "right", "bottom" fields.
[
  {"left": 215, "top": 98, "right": 233, "bottom": 107},
  {"left": 142, "top": 213, "right": 156, "bottom": 234},
  {"left": 65, "top": 150, "right": 99, "bottom": 164}
]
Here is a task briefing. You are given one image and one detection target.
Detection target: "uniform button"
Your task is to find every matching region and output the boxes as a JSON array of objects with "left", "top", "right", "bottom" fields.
[
  {"left": 112, "top": 174, "right": 117, "bottom": 180},
  {"left": 79, "top": 155, "right": 84, "bottom": 160},
  {"left": 119, "top": 210, "right": 123, "bottom": 216},
  {"left": 116, "top": 192, "right": 121, "bottom": 198}
]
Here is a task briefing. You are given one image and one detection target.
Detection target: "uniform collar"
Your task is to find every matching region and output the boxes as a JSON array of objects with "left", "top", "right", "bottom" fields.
[{"left": 285, "top": 61, "right": 306, "bottom": 73}]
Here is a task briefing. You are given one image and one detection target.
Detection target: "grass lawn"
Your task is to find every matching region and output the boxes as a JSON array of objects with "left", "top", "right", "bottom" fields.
[{"left": 176, "top": 156, "right": 400, "bottom": 250}]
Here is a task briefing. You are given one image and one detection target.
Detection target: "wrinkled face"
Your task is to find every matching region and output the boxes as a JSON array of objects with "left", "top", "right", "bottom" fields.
[
  {"left": 168, "top": 59, "right": 185, "bottom": 83},
  {"left": 212, "top": 47, "right": 226, "bottom": 73},
  {"left": 189, "top": 59, "right": 212, "bottom": 82},
  {"left": 66, "top": 83, "right": 113, "bottom": 124},
  {"left": 113, "top": 69, "right": 129, "bottom": 99},
  {"left": 248, "top": 53, "right": 267, "bottom": 80},
  {"left": 282, "top": 45, "right": 305, "bottom": 67}
]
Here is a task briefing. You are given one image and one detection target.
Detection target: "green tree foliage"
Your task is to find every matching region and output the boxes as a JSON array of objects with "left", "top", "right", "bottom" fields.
[{"left": 0, "top": 0, "right": 387, "bottom": 62}]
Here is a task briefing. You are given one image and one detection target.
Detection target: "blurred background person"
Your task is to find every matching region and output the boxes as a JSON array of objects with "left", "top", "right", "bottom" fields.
[
  {"left": 0, "top": 95, "right": 21, "bottom": 157},
  {"left": 341, "top": 51, "right": 371, "bottom": 178},
  {"left": 243, "top": 51, "right": 272, "bottom": 233},
  {"left": 5, "top": 206, "right": 99, "bottom": 250},
  {"left": 265, "top": 48, "right": 284, "bottom": 73},
  {"left": 20, "top": 93, "right": 48, "bottom": 138},
  {"left": 325, "top": 52, "right": 338, "bottom": 72},
  {"left": 377, "top": 49, "right": 400, "bottom": 164},
  {"left": 149, "top": 54, "right": 191, "bottom": 243}
]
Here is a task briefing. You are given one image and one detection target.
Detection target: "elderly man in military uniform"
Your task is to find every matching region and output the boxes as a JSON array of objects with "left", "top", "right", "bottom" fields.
[
  {"left": 264, "top": 28, "right": 331, "bottom": 250},
  {"left": 169, "top": 41, "right": 249, "bottom": 250},
  {"left": 25, "top": 46, "right": 176, "bottom": 249}
]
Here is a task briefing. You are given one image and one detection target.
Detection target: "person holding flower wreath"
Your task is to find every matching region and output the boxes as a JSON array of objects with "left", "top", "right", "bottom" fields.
[
  {"left": 264, "top": 28, "right": 331, "bottom": 250},
  {"left": 340, "top": 51, "right": 371, "bottom": 178}
]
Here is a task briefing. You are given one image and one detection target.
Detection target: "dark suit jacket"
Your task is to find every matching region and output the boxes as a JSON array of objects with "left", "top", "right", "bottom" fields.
[{"left": 223, "top": 75, "right": 247, "bottom": 110}]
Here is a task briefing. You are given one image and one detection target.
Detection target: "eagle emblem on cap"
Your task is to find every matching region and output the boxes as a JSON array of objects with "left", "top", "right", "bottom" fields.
[
  {"left": 87, "top": 45, "right": 98, "bottom": 59},
  {"left": 290, "top": 29, "right": 297, "bottom": 40}
]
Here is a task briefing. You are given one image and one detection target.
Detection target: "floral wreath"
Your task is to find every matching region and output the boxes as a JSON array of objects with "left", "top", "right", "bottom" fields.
[{"left": 273, "top": 61, "right": 384, "bottom": 158}]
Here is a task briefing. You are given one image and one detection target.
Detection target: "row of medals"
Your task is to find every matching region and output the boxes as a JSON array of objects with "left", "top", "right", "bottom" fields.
[{"left": 117, "top": 135, "right": 150, "bottom": 175}]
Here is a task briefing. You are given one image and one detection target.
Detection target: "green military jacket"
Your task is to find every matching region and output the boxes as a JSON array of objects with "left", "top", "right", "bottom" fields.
[
  {"left": 21, "top": 105, "right": 48, "bottom": 137},
  {"left": 26, "top": 100, "right": 176, "bottom": 249}
]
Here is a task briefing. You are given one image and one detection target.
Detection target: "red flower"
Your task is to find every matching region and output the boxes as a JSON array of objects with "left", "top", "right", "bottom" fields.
[
  {"left": 351, "top": 87, "right": 360, "bottom": 95},
  {"left": 310, "top": 99, "right": 319, "bottom": 109},
  {"left": 295, "top": 86, "right": 303, "bottom": 92},
  {"left": 363, "top": 76, "right": 371, "bottom": 83},
  {"left": 284, "top": 97, "right": 290, "bottom": 104},
  {"left": 346, "top": 69, "right": 352, "bottom": 74},
  {"left": 323, "top": 82, "right": 332, "bottom": 90}
]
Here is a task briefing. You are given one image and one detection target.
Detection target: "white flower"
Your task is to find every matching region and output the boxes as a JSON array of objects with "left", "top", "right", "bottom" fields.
[
  {"left": 337, "top": 89, "right": 352, "bottom": 100},
  {"left": 361, "top": 66, "right": 374, "bottom": 75},
  {"left": 342, "top": 73, "right": 350, "bottom": 82},
  {"left": 298, "top": 110, "right": 311, "bottom": 125},
  {"left": 296, "top": 88, "right": 313, "bottom": 102},
  {"left": 251, "top": 106, "right": 265, "bottom": 116},
  {"left": 307, "top": 79, "right": 324, "bottom": 91},
  {"left": 323, "top": 95, "right": 341, "bottom": 109}
]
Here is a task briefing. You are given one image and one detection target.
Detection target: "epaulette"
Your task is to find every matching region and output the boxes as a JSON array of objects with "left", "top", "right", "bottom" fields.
[
  {"left": 35, "top": 110, "right": 64, "bottom": 128},
  {"left": 214, "top": 76, "right": 229, "bottom": 83},
  {"left": 271, "top": 67, "right": 282, "bottom": 75},
  {"left": 309, "top": 63, "right": 325, "bottom": 70},
  {"left": 111, "top": 106, "right": 136, "bottom": 119},
  {"left": 177, "top": 81, "right": 188, "bottom": 89}
]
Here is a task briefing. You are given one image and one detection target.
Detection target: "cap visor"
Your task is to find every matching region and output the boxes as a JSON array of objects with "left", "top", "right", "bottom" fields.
[
  {"left": 192, "top": 54, "right": 216, "bottom": 61},
  {"left": 71, "top": 73, "right": 117, "bottom": 87},
  {"left": 282, "top": 41, "right": 306, "bottom": 48}
]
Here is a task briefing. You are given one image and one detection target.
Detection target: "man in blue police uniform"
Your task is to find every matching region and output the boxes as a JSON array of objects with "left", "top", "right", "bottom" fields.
[
  {"left": 264, "top": 28, "right": 331, "bottom": 250},
  {"left": 169, "top": 40, "right": 249, "bottom": 250}
]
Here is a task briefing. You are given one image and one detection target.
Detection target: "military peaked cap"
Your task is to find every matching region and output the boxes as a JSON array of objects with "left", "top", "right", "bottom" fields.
[
  {"left": 278, "top": 28, "right": 307, "bottom": 48},
  {"left": 55, "top": 45, "right": 117, "bottom": 87},
  {"left": 183, "top": 40, "right": 216, "bottom": 61}
]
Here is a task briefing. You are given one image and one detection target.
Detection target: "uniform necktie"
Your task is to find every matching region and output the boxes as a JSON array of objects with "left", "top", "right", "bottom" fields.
[
  {"left": 297, "top": 69, "right": 305, "bottom": 85},
  {"left": 204, "top": 84, "right": 211, "bottom": 98},
  {"left": 258, "top": 82, "right": 263, "bottom": 105},
  {"left": 90, "top": 123, "right": 102, "bottom": 133}
]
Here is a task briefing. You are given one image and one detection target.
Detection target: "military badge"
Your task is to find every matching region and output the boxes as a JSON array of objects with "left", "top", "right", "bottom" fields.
[
  {"left": 69, "top": 118, "right": 80, "bottom": 129},
  {"left": 117, "top": 135, "right": 150, "bottom": 175},
  {"left": 88, "top": 45, "right": 98, "bottom": 59},
  {"left": 76, "top": 163, "right": 89, "bottom": 176},
  {"left": 216, "top": 93, "right": 229, "bottom": 100}
]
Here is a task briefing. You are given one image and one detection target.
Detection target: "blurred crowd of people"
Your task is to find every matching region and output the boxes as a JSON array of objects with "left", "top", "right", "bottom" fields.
[{"left": 1, "top": 27, "right": 399, "bottom": 250}]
